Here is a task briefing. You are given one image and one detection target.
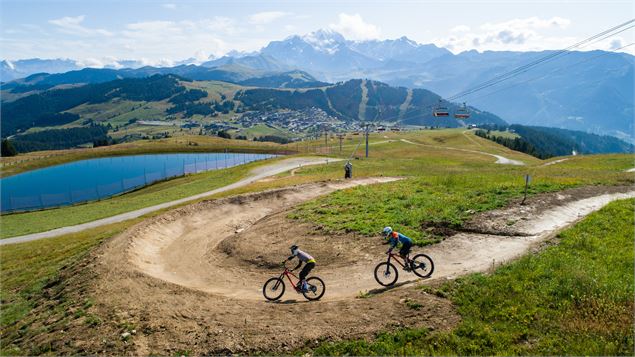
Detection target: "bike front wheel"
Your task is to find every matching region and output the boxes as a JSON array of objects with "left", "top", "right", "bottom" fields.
[
  {"left": 302, "top": 277, "right": 326, "bottom": 301},
  {"left": 374, "top": 262, "right": 398, "bottom": 286},
  {"left": 410, "top": 254, "right": 434, "bottom": 278},
  {"left": 263, "top": 277, "right": 285, "bottom": 301}
]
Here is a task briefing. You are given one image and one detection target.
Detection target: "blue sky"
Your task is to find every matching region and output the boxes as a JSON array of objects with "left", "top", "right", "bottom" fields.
[{"left": 1, "top": 0, "right": 633, "bottom": 66}]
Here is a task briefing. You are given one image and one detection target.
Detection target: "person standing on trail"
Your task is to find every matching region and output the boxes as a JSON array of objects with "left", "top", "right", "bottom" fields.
[
  {"left": 382, "top": 227, "right": 413, "bottom": 270},
  {"left": 287, "top": 245, "right": 316, "bottom": 292}
]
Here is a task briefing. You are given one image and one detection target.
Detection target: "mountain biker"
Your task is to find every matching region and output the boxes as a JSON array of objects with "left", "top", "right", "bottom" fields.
[
  {"left": 287, "top": 245, "right": 316, "bottom": 292},
  {"left": 382, "top": 227, "right": 413, "bottom": 271}
]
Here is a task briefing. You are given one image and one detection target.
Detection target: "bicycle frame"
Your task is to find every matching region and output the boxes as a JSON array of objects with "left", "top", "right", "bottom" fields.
[
  {"left": 386, "top": 252, "right": 409, "bottom": 268},
  {"left": 276, "top": 268, "right": 302, "bottom": 291}
]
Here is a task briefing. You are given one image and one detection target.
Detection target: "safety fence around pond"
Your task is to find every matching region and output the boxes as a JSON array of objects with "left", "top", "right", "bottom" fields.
[{"left": 1, "top": 152, "right": 277, "bottom": 213}]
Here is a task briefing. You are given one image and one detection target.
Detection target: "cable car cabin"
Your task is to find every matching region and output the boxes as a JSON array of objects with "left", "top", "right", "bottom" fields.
[
  {"left": 454, "top": 111, "right": 470, "bottom": 119},
  {"left": 433, "top": 107, "right": 450, "bottom": 117},
  {"left": 454, "top": 102, "right": 470, "bottom": 119},
  {"left": 433, "top": 100, "right": 450, "bottom": 117}
]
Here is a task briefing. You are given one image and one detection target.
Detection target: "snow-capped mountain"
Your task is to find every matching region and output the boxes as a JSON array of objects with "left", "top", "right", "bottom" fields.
[{"left": 1, "top": 58, "right": 80, "bottom": 81}]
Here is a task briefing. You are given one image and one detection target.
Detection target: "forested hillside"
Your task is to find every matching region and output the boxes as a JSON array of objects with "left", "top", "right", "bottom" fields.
[
  {"left": 1, "top": 75, "right": 185, "bottom": 136},
  {"left": 475, "top": 124, "right": 634, "bottom": 158},
  {"left": 2, "top": 75, "right": 507, "bottom": 141}
]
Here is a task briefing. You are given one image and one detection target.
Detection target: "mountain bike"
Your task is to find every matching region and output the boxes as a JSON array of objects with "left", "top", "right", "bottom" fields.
[
  {"left": 374, "top": 250, "right": 434, "bottom": 286},
  {"left": 262, "top": 262, "right": 326, "bottom": 301}
]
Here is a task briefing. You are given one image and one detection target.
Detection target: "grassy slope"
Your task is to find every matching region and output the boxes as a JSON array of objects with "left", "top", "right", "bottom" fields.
[
  {"left": 313, "top": 198, "right": 635, "bottom": 356},
  {"left": 290, "top": 131, "right": 633, "bottom": 245}
]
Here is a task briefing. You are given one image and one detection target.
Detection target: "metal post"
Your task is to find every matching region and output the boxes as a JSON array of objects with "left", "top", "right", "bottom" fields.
[
  {"left": 365, "top": 123, "right": 370, "bottom": 158},
  {"left": 521, "top": 174, "right": 531, "bottom": 205},
  {"left": 324, "top": 128, "right": 328, "bottom": 154}
]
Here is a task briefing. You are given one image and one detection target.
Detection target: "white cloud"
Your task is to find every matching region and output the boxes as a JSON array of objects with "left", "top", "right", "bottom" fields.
[
  {"left": 450, "top": 25, "right": 471, "bottom": 33},
  {"left": 248, "top": 11, "right": 290, "bottom": 25},
  {"left": 49, "top": 15, "right": 113, "bottom": 37},
  {"left": 609, "top": 38, "right": 623, "bottom": 50},
  {"left": 435, "top": 16, "right": 576, "bottom": 53},
  {"left": 329, "top": 13, "right": 380, "bottom": 41},
  {"left": 117, "top": 18, "right": 233, "bottom": 62},
  {"left": 162, "top": 3, "right": 176, "bottom": 9}
]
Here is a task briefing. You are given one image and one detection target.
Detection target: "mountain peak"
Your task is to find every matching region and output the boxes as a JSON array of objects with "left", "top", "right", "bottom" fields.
[
  {"left": 396, "top": 36, "right": 418, "bottom": 47},
  {"left": 301, "top": 29, "right": 346, "bottom": 54}
]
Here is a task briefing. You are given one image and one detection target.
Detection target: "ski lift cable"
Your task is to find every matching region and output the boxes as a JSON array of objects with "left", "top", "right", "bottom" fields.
[
  {"left": 464, "top": 42, "right": 635, "bottom": 104},
  {"left": 367, "top": 22, "right": 634, "bottom": 123},
  {"left": 345, "top": 19, "right": 635, "bottom": 125},
  {"left": 446, "top": 19, "right": 635, "bottom": 101},
  {"left": 456, "top": 24, "right": 635, "bottom": 102}
]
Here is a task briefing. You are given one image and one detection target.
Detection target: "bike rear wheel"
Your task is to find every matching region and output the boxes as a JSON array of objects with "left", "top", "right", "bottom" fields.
[
  {"left": 410, "top": 253, "right": 434, "bottom": 278},
  {"left": 263, "top": 277, "right": 285, "bottom": 301},
  {"left": 302, "top": 277, "right": 326, "bottom": 301},
  {"left": 374, "top": 262, "right": 398, "bottom": 286}
]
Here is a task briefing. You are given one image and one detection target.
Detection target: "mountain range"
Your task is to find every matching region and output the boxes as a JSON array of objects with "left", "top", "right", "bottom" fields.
[{"left": 2, "top": 29, "right": 634, "bottom": 142}]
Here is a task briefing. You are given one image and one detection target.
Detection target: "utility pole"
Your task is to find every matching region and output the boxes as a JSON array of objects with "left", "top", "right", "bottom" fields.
[
  {"left": 365, "top": 123, "right": 370, "bottom": 158},
  {"left": 338, "top": 134, "right": 344, "bottom": 153},
  {"left": 324, "top": 127, "right": 328, "bottom": 154}
]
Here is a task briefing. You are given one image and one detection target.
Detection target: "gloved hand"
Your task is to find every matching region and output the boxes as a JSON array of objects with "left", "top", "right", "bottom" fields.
[{"left": 386, "top": 248, "right": 393, "bottom": 254}]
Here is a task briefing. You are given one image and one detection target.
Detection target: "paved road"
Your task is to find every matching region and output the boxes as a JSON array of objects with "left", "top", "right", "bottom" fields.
[{"left": 1, "top": 157, "right": 338, "bottom": 246}]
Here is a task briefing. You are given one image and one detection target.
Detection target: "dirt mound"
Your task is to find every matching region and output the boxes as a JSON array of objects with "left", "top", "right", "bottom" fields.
[{"left": 218, "top": 213, "right": 373, "bottom": 269}]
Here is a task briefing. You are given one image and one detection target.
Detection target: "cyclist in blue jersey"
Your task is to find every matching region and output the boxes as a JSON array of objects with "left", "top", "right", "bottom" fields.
[
  {"left": 287, "top": 245, "right": 316, "bottom": 292},
  {"left": 382, "top": 226, "right": 413, "bottom": 271}
]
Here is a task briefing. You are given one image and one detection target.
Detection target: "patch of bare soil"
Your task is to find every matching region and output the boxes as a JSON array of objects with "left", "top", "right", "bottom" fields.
[
  {"left": 10, "top": 182, "right": 634, "bottom": 355},
  {"left": 464, "top": 185, "right": 634, "bottom": 236}
]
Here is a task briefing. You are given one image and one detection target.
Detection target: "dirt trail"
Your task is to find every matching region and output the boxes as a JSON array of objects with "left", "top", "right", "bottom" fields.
[
  {"left": 399, "top": 88, "right": 413, "bottom": 119},
  {"left": 401, "top": 138, "right": 525, "bottom": 165},
  {"left": 51, "top": 181, "right": 633, "bottom": 354},
  {"left": 126, "top": 182, "right": 635, "bottom": 301},
  {"left": 127, "top": 177, "right": 400, "bottom": 301},
  {"left": 358, "top": 79, "right": 368, "bottom": 121},
  {"left": 540, "top": 158, "right": 570, "bottom": 167}
]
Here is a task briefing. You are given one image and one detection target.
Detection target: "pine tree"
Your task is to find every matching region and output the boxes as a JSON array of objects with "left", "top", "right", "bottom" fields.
[{"left": 1, "top": 139, "right": 17, "bottom": 157}]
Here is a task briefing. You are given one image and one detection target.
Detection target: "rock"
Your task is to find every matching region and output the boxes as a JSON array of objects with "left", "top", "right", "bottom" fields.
[
  {"left": 131, "top": 329, "right": 136, "bottom": 335},
  {"left": 121, "top": 332, "right": 131, "bottom": 340}
]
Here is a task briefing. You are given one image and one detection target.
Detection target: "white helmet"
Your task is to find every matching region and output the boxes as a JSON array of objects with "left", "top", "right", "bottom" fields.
[{"left": 382, "top": 226, "right": 393, "bottom": 237}]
